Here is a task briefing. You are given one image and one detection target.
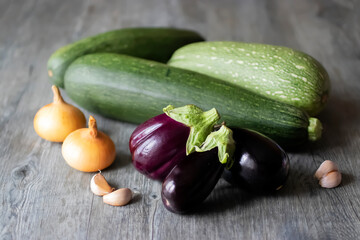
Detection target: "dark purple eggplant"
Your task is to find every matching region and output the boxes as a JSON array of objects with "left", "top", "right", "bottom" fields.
[
  {"left": 129, "top": 105, "right": 219, "bottom": 181},
  {"left": 161, "top": 148, "right": 224, "bottom": 213},
  {"left": 162, "top": 125, "right": 234, "bottom": 213},
  {"left": 222, "top": 128, "right": 290, "bottom": 193}
]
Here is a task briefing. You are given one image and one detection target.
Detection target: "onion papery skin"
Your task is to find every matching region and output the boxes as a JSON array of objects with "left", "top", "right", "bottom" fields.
[
  {"left": 62, "top": 128, "right": 116, "bottom": 172},
  {"left": 34, "top": 102, "right": 86, "bottom": 142}
]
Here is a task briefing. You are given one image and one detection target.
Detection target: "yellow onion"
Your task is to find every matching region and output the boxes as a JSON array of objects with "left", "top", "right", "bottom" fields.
[
  {"left": 62, "top": 116, "right": 116, "bottom": 172},
  {"left": 33, "top": 85, "right": 86, "bottom": 142}
]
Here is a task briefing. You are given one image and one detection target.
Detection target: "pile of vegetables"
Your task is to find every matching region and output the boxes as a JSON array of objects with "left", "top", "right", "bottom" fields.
[
  {"left": 34, "top": 85, "right": 117, "bottom": 172},
  {"left": 34, "top": 27, "right": 341, "bottom": 213},
  {"left": 46, "top": 27, "right": 327, "bottom": 147},
  {"left": 34, "top": 86, "right": 133, "bottom": 206},
  {"left": 130, "top": 105, "right": 289, "bottom": 213},
  {"left": 168, "top": 41, "right": 330, "bottom": 116}
]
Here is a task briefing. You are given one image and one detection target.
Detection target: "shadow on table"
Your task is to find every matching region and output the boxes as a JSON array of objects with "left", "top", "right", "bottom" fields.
[
  {"left": 128, "top": 189, "right": 143, "bottom": 205},
  {"left": 195, "top": 183, "right": 255, "bottom": 215},
  {"left": 107, "top": 151, "right": 132, "bottom": 171},
  {"left": 339, "top": 172, "right": 355, "bottom": 187},
  {"left": 191, "top": 168, "right": 310, "bottom": 215},
  {"left": 191, "top": 166, "right": 354, "bottom": 215}
]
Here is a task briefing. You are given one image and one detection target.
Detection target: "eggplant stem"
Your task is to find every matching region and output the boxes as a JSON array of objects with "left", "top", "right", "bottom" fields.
[
  {"left": 214, "top": 121, "right": 226, "bottom": 130},
  {"left": 308, "top": 117, "right": 322, "bottom": 141},
  {"left": 163, "top": 104, "right": 220, "bottom": 155},
  {"left": 195, "top": 125, "right": 235, "bottom": 166}
]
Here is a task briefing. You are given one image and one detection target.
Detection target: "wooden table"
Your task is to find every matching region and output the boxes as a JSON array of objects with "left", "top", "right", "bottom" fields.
[{"left": 1, "top": 0, "right": 359, "bottom": 239}]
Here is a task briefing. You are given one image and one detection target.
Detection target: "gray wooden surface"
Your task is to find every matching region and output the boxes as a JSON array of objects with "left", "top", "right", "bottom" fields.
[{"left": 1, "top": 0, "right": 359, "bottom": 239}]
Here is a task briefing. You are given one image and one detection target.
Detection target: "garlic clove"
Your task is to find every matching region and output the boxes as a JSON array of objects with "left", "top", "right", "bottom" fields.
[
  {"left": 319, "top": 171, "right": 342, "bottom": 188},
  {"left": 103, "top": 188, "right": 133, "bottom": 206},
  {"left": 314, "top": 160, "right": 338, "bottom": 180},
  {"left": 90, "top": 173, "right": 115, "bottom": 196}
]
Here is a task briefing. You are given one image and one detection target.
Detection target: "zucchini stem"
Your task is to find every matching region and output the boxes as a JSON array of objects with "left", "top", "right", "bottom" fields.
[{"left": 308, "top": 117, "right": 323, "bottom": 141}]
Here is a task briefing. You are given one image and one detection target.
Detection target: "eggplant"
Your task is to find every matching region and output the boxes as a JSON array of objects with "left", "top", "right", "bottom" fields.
[
  {"left": 129, "top": 105, "right": 220, "bottom": 181},
  {"left": 129, "top": 113, "right": 189, "bottom": 180},
  {"left": 162, "top": 125, "right": 234, "bottom": 213},
  {"left": 223, "top": 128, "right": 290, "bottom": 193},
  {"left": 161, "top": 148, "right": 224, "bottom": 213}
]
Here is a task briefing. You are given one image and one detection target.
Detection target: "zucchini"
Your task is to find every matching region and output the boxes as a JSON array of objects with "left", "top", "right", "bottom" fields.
[
  {"left": 64, "top": 53, "right": 322, "bottom": 147},
  {"left": 47, "top": 28, "right": 204, "bottom": 88},
  {"left": 168, "top": 41, "right": 330, "bottom": 116}
]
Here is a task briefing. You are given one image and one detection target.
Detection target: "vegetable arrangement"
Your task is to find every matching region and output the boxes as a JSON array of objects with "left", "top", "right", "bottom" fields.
[
  {"left": 63, "top": 53, "right": 322, "bottom": 147},
  {"left": 34, "top": 86, "right": 133, "bottom": 207},
  {"left": 34, "top": 86, "right": 117, "bottom": 172},
  {"left": 36, "top": 27, "right": 340, "bottom": 213},
  {"left": 130, "top": 105, "right": 289, "bottom": 213}
]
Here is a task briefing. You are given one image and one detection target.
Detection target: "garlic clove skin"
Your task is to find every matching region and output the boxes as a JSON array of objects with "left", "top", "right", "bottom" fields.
[
  {"left": 319, "top": 171, "right": 342, "bottom": 188},
  {"left": 103, "top": 188, "right": 133, "bottom": 206},
  {"left": 314, "top": 160, "right": 338, "bottom": 180},
  {"left": 315, "top": 160, "right": 342, "bottom": 189},
  {"left": 90, "top": 173, "right": 115, "bottom": 196}
]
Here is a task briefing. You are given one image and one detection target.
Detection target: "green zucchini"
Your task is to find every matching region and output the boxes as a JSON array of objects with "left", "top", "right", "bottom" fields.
[
  {"left": 47, "top": 28, "right": 204, "bottom": 88},
  {"left": 64, "top": 53, "right": 322, "bottom": 147},
  {"left": 168, "top": 41, "right": 330, "bottom": 116}
]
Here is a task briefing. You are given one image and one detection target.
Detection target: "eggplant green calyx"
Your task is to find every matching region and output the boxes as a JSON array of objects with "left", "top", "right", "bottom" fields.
[
  {"left": 195, "top": 125, "right": 235, "bottom": 168},
  {"left": 308, "top": 117, "right": 323, "bottom": 141},
  {"left": 163, "top": 104, "right": 220, "bottom": 155}
]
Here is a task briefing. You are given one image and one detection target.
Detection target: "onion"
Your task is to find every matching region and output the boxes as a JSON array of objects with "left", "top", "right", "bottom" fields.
[
  {"left": 62, "top": 116, "right": 116, "bottom": 172},
  {"left": 33, "top": 85, "right": 86, "bottom": 142}
]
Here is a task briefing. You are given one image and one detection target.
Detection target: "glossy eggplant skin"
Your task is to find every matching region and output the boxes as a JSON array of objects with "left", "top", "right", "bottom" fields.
[
  {"left": 223, "top": 128, "right": 289, "bottom": 193},
  {"left": 129, "top": 113, "right": 190, "bottom": 181},
  {"left": 162, "top": 148, "right": 224, "bottom": 213}
]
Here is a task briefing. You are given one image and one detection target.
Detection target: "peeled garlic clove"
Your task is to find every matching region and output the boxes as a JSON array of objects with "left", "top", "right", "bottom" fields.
[
  {"left": 319, "top": 171, "right": 342, "bottom": 188},
  {"left": 90, "top": 173, "right": 115, "bottom": 196},
  {"left": 314, "top": 160, "right": 338, "bottom": 180},
  {"left": 103, "top": 188, "right": 133, "bottom": 206}
]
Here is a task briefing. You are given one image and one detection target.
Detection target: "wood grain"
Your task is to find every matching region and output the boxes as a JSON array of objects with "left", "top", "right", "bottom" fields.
[{"left": 0, "top": 0, "right": 359, "bottom": 239}]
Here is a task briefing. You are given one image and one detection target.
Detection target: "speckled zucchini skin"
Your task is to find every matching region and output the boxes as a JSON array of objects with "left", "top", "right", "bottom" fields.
[
  {"left": 168, "top": 41, "right": 330, "bottom": 116},
  {"left": 64, "top": 53, "right": 321, "bottom": 147},
  {"left": 47, "top": 28, "right": 204, "bottom": 88}
]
